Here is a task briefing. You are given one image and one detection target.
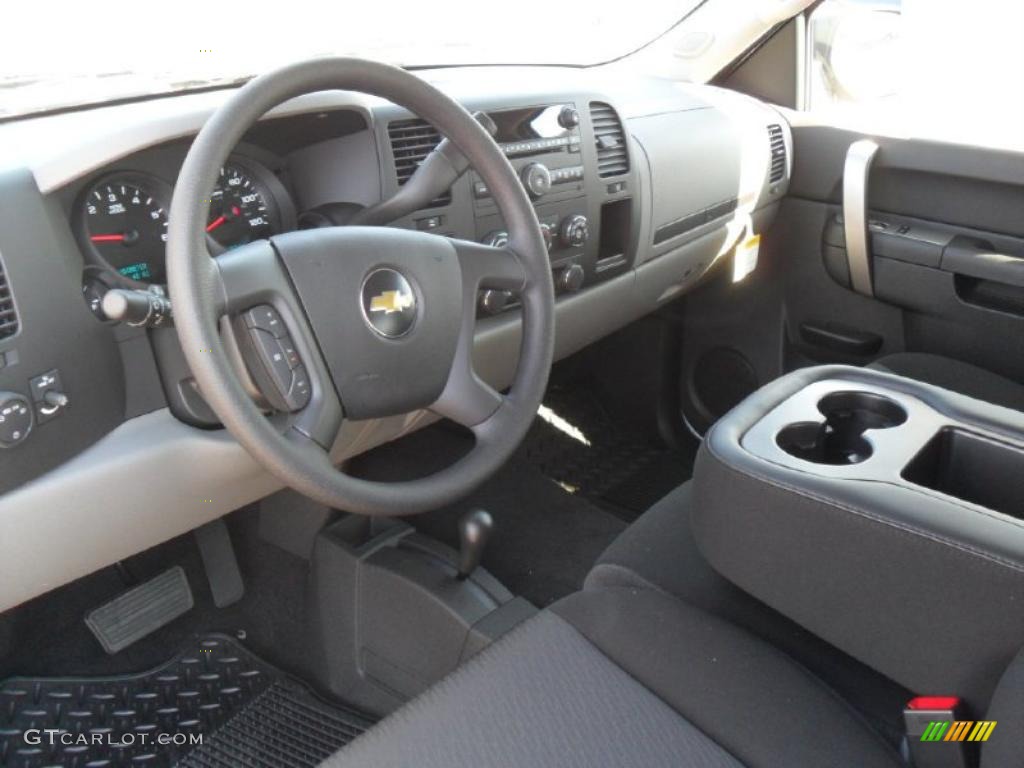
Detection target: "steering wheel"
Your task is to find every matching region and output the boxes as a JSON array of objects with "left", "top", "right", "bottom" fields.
[{"left": 167, "top": 58, "right": 555, "bottom": 516}]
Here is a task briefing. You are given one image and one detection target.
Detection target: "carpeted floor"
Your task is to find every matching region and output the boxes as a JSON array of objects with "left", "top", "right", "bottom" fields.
[
  {"left": 347, "top": 385, "right": 696, "bottom": 607},
  {"left": 348, "top": 423, "right": 630, "bottom": 607},
  {"left": 521, "top": 384, "right": 695, "bottom": 522},
  {"left": 0, "top": 507, "right": 316, "bottom": 686}
]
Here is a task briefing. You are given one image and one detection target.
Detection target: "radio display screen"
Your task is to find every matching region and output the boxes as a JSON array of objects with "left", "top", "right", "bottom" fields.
[{"left": 490, "top": 105, "right": 573, "bottom": 143}]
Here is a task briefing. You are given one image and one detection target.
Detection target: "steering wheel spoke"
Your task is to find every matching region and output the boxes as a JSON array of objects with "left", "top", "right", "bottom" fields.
[
  {"left": 214, "top": 240, "right": 344, "bottom": 449},
  {"left": 428, "top": 238, "right": 525, "bottom": 429},
  {"left": 448, "top": 238, "right": 527, "bottom": 293}
]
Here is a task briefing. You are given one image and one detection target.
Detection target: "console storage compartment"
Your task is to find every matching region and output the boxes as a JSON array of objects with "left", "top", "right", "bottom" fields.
[
  {"left": 903, "top": 429, "right": 1024, "bottom": 519},
  {"left": 692, "top": 365, "right": 1024, "bottom": 711}
]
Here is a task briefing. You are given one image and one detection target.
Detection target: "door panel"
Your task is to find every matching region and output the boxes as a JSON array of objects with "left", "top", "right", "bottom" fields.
[{"left": 679, "top": 125, "right": 1024, "bottom": 431}]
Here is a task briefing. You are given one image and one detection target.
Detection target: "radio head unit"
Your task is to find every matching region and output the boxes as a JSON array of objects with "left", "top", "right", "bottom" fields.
[{"left": 489, "top": 104, "right": 583, "bottom": 156}]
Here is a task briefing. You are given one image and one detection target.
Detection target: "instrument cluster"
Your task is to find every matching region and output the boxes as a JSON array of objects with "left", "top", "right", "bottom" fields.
[{"left": 74, "top": 155, "right": 296, "bottom": 293}]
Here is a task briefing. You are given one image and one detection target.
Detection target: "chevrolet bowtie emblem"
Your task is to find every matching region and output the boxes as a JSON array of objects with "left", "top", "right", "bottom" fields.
[
  {"left": 369, "top": 290, "right": 415, "bottom": 314},
  {"left": 361, "top": 268, "right": 417, "bottom": 338}
]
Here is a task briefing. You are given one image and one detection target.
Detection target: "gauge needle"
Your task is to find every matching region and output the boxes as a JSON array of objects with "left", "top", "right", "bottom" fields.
[
  {"left": 90, "top": 233, "right": 126, "bottom": 243},
  {"left": 206, "top": 215, "right": 227, "bottom": 233}
]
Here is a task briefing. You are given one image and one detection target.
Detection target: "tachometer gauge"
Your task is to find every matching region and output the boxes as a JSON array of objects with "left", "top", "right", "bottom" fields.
[
  {"left": 206, "top": 163, "right": 280, "bottom": 250},
  {"left": 78, "top": 172, "right": 172, "bottom": 285}
]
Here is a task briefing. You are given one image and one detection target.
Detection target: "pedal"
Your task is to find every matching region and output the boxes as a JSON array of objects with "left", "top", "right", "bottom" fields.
[
  {"left": 85, "top": 566, "right": 193, "bottom": 654},
  {"left": 194, "top": 518, "right": 245, "bottom": 607}
]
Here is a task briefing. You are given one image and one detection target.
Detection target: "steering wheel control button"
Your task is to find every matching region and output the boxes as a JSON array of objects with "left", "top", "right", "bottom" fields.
[
  {"left": 279, "top": 336, "right": 301, "bottom": 369},
  {"left": 252, "top": 329, "right": 294, "bottom": 391},
  {"left": 0, "top": 392, "right": 34, "bottom": 448},
  {"left": 287, "top": 366, "right": 312, "bottom": 410},
  {"left": 360, "top": 268, "right": 418, "bottom": 339},
  {"left": 244, "top": 305, "right": 286, "bottom": 338}
]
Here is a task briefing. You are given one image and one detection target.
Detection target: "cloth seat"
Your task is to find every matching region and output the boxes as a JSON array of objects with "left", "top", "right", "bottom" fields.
[
  {"left": 586, "top": 482, "right": 913, "bottom": 745},
  {"left": 323, "top": 583, "right": 902, "bottom": 767},
  {"left": 869, "top": 352, "right": 1024, "bottom": 411}
]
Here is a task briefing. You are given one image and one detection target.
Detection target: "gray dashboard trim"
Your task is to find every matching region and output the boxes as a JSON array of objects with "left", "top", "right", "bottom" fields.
[{"left": 0, "top": 409, "right": 282, "bottom": 610}]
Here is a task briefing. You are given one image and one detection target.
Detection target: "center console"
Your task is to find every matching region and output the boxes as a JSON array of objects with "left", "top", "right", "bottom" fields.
[
  {"left": 383, "top": 98, "right": 638, "bottom": 317},
  {"left": 468, "top": 102, "right": 636, "bottom": 311},
  {"left": 691, "top": 365, "right": 1024, "bottom": 710}
]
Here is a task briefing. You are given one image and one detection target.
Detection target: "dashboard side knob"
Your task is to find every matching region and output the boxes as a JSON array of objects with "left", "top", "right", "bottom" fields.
[
  {"left": 0, "top": 392, "right": 34, "bottom": 448},
  {"left": 521, "top": 163, "right": 552, "bottom": 198},
  {"left": 556, "top": 263, "right": 585, "bottom": 294}
]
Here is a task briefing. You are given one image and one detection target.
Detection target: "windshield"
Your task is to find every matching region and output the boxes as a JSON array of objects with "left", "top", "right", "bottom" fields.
[{"left": 1, "top": 1, "right": 702, "bottom": 119}]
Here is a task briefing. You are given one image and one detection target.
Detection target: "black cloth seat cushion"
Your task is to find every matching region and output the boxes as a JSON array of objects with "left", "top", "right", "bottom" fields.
[
  {"left": 323, "top": 585, "right": 901, "bottom": 767},
  {"left": 869, "top": 352, "right": 1024, "bottom": 412},
  {"left": 586, "top": 482, "right": 912, "bottom": 745}
]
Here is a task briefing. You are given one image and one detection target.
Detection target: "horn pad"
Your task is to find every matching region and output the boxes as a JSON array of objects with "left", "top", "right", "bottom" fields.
[{"left": 273, "top": 226, "right": 463, "bottom": 420}]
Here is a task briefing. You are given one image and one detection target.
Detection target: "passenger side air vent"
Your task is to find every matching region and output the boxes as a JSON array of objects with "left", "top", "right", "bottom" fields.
[
  {"left": 387, "top": 118, "right": 451, "bottom": 206},
  {"left": 589, "top": 102, "right": 630, "bottom": 178},
  {"left": 767, "top": 123, "right": 787, "bottom": 183},
  {"left": 0, "top": 254, "right": 18, "bottom": 341}
]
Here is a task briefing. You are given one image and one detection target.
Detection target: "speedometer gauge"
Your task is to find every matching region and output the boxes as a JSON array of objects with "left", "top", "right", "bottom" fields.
[
  {"left": 78, "top": 173, "right": 171, "bottom": 285},
  {"left": 206, "top": 163, "right": 279, "bottom": 250}
]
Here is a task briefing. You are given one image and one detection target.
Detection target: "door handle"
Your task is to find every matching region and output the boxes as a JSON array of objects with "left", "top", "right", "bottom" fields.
[
  {"left": 942, "top": 236, "right": 1024, "bottom": 288},
  {"left": 842, "top": 139, "right": 880, "bottom": 298}
]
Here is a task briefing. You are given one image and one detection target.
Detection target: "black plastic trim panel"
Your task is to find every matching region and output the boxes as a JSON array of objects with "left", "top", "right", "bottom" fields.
[{"left": 0, "top": 170, "right": 124, "bottom": 493}]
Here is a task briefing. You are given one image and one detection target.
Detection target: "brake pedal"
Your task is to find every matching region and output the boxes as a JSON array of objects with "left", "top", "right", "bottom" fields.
[
  {"left": 85, "top": 566, "right": 194, "bottom": 654},
  {"left": 194, "top": 518, "right": 245, "bottom": 608}
]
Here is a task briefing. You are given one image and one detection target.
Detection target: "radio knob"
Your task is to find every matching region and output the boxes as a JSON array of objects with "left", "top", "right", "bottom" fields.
[
  {"left": 521, "top": 163, "right": 552, "bottom": 198},
  {"left": 556, "top": 263, "right": 585, "bottom": 294},
  {"left": 560, "top": 215, "right": 589, "bottom": 248},
  {"left": 482, "top": 230, "right": 509, "bottom": 248},
  {"left": 558, "top": 106, "right": 580, "bottom": 128},
  {"left": 478, "top": 289, "right": 511, "bottom": 316}
]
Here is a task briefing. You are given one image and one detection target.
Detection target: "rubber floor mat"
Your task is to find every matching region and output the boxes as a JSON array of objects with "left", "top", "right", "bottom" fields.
[
  {"left": 522, "top": 386, "right": 694, "bottom": 520},
  {"left": 0, "top": 634, "right": 374, "bottom": 767}
]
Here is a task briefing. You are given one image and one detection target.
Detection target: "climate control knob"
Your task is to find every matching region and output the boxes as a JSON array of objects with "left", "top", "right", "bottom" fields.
[
  {"left": 556, "top": 263, "right": 585, "bottom": 294},
  {"left": 482, "top": 230, "right": 509, "bottom": 248},
  {"left": 478, "top": 289, "right": 512, "bottom": 316},
  {"left": 0, "top": 392, "right": 33, "bottom": 449},
  {"left": 539, "top": 223, "right": 554, "bottom": 252},
  {"left": 560, "top": 215, "right": 589, "bottom": 248},
  {"left": 521, "top": 163, "right": 552, "bottom": 199}
]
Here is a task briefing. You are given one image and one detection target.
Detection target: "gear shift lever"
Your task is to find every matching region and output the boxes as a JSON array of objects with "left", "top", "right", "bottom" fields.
[{"left": 456, "top": 509, "right": 493, "bottom": 580}]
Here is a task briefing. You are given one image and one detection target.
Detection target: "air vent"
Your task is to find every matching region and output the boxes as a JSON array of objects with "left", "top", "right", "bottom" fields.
[
  {"left": 387, "top": 118, "right": 451, "bottom": 206},
  {"left": 0, "top": 254, "right": 18, "bottom": 341},
  {"left": 589, "top": 102, "right": 630, "bottom": 178},
  {"left": 767, "top": 124, "right": 787, "bottom": 183}
]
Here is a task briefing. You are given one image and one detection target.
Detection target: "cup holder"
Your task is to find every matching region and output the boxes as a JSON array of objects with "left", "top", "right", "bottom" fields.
[{"left": 776, "top": 391, "right": 907, "bottom": 465}]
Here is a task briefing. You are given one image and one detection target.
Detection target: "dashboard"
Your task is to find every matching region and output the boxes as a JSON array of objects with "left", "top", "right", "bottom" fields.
[{"left": 0, "top": 66, "right": 791, "bottom": 610}]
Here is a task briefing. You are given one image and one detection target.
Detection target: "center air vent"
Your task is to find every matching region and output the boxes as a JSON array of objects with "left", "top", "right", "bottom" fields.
[
  {"left": 767, "top": 124, "right": 787, "bottom": 183},
  {"left": 387, "top": 118, "right": 451, "bottom": 206},
  {"left": 0, "top": 254, "right": 18, "bottom": 341},
  {"left": 589, "top": 102, "right": 630, "bottom": 178}
]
